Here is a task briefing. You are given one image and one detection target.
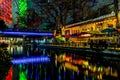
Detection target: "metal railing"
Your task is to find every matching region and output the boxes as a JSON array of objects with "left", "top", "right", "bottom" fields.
[{"left": 44, "top": 42, "right": 119, "bottom": 50}]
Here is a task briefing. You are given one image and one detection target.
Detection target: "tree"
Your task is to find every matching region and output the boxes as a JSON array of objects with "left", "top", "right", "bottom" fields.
[
  {"left": 95, "top": 3, "right": 113, "bottom": 17},
  {"left": 0, "top": 48, "right": 12, "bottom": 80},
  {"left": 0, "top": 19, "right": 8, "bottom": 31},
  {"left": 72, "top": 0, "right": 97, "bottom": 21},
  {"left": 17, "top": 9, "right": 42, "bottom": 30},
  {"left": 32, "top": 0, "right": 97, "bottom": 30},
  {"left": 26, "top": 9, "right": 42, "bottom": 30}
]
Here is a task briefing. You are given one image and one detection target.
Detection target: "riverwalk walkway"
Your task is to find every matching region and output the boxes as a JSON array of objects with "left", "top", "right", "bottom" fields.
[
  {"left": 38, "top": 43, "right": 120, "bottom": 52},
  {"left": 36, "top": 43, "right": 120, "bottom": 61}
]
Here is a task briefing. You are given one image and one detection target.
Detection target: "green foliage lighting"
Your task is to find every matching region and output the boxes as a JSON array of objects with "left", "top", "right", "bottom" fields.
[
  {"left": 19, "top": 0, "right": 27, "bottom": 17},
  {"left": 19, "top": 0, "right": 27, "bottom": 27}
]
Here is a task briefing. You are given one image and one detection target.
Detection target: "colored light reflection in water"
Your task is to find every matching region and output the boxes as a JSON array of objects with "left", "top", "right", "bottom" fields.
[
  {"left": 35, "top": 68, "right": 39, "bottom": 80},
  {"left": 39, "top": 65, "right": 42, "bottom": 78},
  {"left": 19, "top": 71, "right": 27, "bottom": 80},
  {"left": 56, "top": 53, "right": 119, "bottom": 80},
  {"left": 5, "top": 66, "right": 13, "bottom": 80},
  {"left": 5, "top": 45, "right": 120, "bottom": 80},
  {"left": 84, "top": 76, "right": 89, "bottom": 80},
  {"left": 58, "top": 67, "right": 61, "bottom": 80},
  {"left": 7, "top": 46, "right": 23, "bottom": 55},
  {"left": 19, "top": 64, "right": 27, "bottom": 80},
  {"left": 71, "top": 71, "right": 75, "bottom": 80},
  {"left": 11, "top": 56, "right": 50, "bottom": 64},
  {"left": 44, "top": 68, "right": 47, "bottom": 80},
  {"left": 58, "top": 74, "right": 61, "bottom": 80},
  {"left": 63, "top": 70, "right": 66, "bottom": 80},
  {"left": 92, "top": 76, "right": 95, "bottom": 80}
]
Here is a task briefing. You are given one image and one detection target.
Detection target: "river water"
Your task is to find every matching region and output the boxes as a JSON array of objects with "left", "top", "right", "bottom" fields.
[{"left": 5, "top": 45, "right": 120, "bottom": 80}]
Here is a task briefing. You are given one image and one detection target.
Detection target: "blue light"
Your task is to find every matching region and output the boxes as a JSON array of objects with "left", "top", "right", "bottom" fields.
[
  {"left": 58, "top": 75, "right": 61, "bottom": 80},
  {"left": 11, "top": 56, "right": 50, "bottom": 64},
  {"left": 2, "top": 31, "right": 53, "bottom": 36}
]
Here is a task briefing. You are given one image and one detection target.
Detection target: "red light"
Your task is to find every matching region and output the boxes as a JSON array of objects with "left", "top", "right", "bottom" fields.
[
  {"left": 77, "top": 59, "right": 83, "bottom": 64},
  {"left": 65, "top": 56, "right": 72, "bottom": 62},
  {"left": 6, "top": 66, "right": 13, "bottom": 80},
  {"left": 0, "top": 0, "right": 12, "bottom": 24}
]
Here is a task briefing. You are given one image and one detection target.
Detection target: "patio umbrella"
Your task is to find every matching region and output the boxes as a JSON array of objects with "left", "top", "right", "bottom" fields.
[{"left": 101, "top": 28, "right": 118, "bottom": 33}]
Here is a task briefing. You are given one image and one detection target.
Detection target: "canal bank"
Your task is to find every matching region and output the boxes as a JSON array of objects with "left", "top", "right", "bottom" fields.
[{"left": 37, "top": 44, "right": 120, "bottom": 61}]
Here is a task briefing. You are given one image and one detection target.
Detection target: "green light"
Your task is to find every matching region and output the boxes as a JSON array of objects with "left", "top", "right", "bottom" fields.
[
  {"left": 8, "top": 50, "right": 11, "bottom": 55},
  {"left": 92, "top": 76, "right": 95, "bottom": 80},
  {"left": 19, "top": 0, "right": 27, "bottom": 27},
  {"left": 84, "top": 75, "right": 86, "bottom": 80},
  {"left": 20, "top": 71, "right": 27, "bottom": 80},
  {"left": 19, "top": 64, "right": 22, "bottom": 69},
  {"left": 19, "top": 0, "right": 27, "bottom": 17},
  {"left": 19, "top": 64, "right": 27, "bottom": 80},
  {"left": 58, "top": 67, "right": 61, "bottom": 74}
]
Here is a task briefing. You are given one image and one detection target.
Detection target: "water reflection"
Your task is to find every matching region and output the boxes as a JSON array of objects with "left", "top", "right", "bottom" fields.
[
  {"left": 6, "top": 46, "right": 120, "bottom": 80},
  {"left": 56, "top": 53, "right": 119, "bottom": 80},
  {"left": 7, "top": 45, "right": 43, "bottom": 57}
]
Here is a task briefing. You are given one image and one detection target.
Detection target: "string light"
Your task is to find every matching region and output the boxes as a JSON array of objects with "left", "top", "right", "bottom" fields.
[{"left": 0, "top": 0, "right": 12, "bottom": 24}]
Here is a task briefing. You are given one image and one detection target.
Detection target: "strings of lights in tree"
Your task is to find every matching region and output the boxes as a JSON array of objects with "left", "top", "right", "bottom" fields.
[
  {"left": 18, "top": 0, "right": 27, "bottom": 27},
  {"left": 0, "top": 0, "right": 12, "bottom": 24}
]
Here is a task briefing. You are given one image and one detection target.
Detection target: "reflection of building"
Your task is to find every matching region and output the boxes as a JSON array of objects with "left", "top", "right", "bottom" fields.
[
  {"left": 56, "top": 53, "right": 119, "bottom": 80},
  {"left": 61, "top": 62, "right": 79, "bottom": 72},
  {"left": 0, "top": 37, "right": 23, "bottom": 45}
]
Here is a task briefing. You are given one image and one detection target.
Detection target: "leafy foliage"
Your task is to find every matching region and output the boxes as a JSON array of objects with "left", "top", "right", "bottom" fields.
[
  {"left": 29, "top": 0, "right": 114, "bottom": 30},
  {"left": 17, "top": 9, "right": 42, "bottom": 30},
  {"left": 26, "top": 9, "right": 41, "bottom": 29},
  {"left": 0, "top": 48, "right": 12, "bottom": 80},
  {"left": 0, "top": 19, "right": 8, "bottom": 31},
  {"left": 32, "top": 0, "right": 97, "bottom": 29}
]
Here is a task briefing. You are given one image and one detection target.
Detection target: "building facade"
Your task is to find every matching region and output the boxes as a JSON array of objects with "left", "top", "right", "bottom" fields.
[{"left": 63, "top": 12, "right": 116, "bottom": 36}]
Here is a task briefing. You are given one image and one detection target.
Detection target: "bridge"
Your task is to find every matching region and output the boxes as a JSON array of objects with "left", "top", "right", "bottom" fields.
[
  {"left": 0, "top": 31, "right": 54, "bottom": 38},
  {"left": 0, "top": 31, "right": 54, "bottom": 45}
]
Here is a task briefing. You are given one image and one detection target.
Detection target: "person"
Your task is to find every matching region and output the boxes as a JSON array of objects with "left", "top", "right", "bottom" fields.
[{"left": 88, "top": 38, "right": 93, "bottom": 49}]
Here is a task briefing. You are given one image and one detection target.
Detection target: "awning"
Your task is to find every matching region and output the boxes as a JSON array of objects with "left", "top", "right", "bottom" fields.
[
  {"left": 77, "top": 32, "right": 91, "bottom": 38},
  {"left": 101, "top": 28, "right": 117, "bottom": 33}
]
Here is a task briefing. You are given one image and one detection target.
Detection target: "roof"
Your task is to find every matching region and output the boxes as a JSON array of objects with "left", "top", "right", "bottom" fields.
[{"left": 65, "top": 12, "right": 115, "bottom": 28}]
